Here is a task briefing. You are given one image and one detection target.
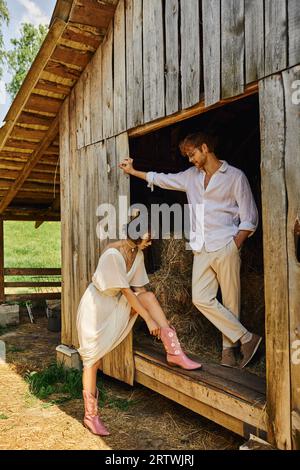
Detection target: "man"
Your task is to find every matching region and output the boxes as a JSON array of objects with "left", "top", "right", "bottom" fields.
[{"left": 119, "top": 132, "right": 261, "bottom": 368}]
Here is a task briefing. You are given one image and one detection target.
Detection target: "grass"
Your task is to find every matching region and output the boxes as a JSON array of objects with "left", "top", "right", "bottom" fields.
[
  {"left": 0, "top": 413, "right": 9, "bottom": 420},
  {"left": 25, "top": 363, "right": 136, "bottom": 410},
  {"left": 4, "top": 221, "right": 61, "bottom": 284}
]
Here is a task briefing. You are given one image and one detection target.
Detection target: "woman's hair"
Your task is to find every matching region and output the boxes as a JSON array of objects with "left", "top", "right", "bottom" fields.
[
  {"left": 125, "top": 214, "right": 152, "bottom": 246},
  {"left": 179, "top": 132, "right": 218, "bottom": 154}
]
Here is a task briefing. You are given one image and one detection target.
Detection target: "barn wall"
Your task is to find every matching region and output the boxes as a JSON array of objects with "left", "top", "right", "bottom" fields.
[
  {"left": 259, "top": 64, "right": 300, "bottom": 450},
  {"left": 59, "top": 0, "right": 300, "bottom": 446},
  {"left": 70, "top": 0, "right": 300, "bottom": 148}
]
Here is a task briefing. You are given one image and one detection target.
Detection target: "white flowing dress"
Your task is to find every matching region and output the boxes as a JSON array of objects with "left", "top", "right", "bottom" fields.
[{"left": 76, "top": 248, "right": 149, "bottom": 368}]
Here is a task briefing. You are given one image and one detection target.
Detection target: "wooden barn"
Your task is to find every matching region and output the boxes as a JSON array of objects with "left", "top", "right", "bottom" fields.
[{"left": 0, "top": 0, "right": 299, "bottom": 450}]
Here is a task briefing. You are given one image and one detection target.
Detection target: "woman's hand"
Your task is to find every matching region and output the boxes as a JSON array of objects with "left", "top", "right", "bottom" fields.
[
  {"left": 145, "top": 317, "right": 160, "bottom": 337},
  {"left": 119, "top": 157, "right": 134, "bottom": 175}
]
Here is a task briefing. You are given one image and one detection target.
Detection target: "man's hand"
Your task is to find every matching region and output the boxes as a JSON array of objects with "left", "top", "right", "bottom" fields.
[
  {"left": 233, "top": 230, "right": 252, "bottom": 249},
  {"left": 119, "top": 157, "right": 134, "bottom": 175}
]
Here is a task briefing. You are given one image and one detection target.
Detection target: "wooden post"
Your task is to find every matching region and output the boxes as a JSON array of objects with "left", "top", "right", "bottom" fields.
[
  {"left": 0, "top": 220, "right": 4, "bottom": 303},
  {"left": 259, "top": 74, "right": 292, "bottom": 449}
]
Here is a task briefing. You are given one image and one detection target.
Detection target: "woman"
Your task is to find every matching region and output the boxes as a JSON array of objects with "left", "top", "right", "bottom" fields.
[{"left": 76, "top": 222, "right": 202, "bottom": 437}]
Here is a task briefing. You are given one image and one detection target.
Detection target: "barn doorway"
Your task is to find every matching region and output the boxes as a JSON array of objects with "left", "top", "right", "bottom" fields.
[{"left": 129, "top": 93, "right": 265, "bottom": 380}]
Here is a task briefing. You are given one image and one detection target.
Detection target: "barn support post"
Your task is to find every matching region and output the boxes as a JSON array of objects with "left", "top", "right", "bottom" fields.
[
  {"left": 0, "top": 220, "right": 4, "bottom": 304},
  {"left": 259, "top": 73, "right": 292, "bottom": 449}
]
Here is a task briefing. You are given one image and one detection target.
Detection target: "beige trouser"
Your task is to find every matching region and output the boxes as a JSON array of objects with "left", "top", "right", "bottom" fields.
[{"left": 192, "top": 239, "right": 247, "bottom": 349}]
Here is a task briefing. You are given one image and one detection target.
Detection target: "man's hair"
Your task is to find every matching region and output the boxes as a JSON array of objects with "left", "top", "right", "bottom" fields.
[{"left": 179, "top": 132, "right": 218, "bottom": 154}]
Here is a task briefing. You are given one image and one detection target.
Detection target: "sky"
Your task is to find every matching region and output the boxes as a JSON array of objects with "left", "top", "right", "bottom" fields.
[{"left": 0, "top": 0, "right": 57, "bottom": 124}]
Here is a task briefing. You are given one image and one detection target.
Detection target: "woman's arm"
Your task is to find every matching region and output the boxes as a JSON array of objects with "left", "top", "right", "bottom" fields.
[{"left": 121, "top": 287, "right": 159, "bottom": 336}]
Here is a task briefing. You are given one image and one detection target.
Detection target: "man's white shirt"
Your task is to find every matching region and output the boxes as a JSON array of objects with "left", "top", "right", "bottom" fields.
[{"left": 146, "top": 161, "right": 258, "bottom": 252}]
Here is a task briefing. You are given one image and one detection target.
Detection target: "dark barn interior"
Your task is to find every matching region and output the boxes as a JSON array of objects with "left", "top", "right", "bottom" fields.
[{"left": 129, "top": 93, "right": 265, "bottom": 376}]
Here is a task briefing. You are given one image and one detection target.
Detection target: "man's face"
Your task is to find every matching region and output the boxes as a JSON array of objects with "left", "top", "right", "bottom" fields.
[{"left": 182, "top": 144, "right": 207, "bottom": 169}]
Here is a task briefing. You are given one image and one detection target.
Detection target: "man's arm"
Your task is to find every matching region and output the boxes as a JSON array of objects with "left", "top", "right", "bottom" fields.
[
  {"left": 119, "top": 157, "right": 188, "bottom": 192},
  {"left": 234, "top": 172, "right": 259, "bottom": 248}
]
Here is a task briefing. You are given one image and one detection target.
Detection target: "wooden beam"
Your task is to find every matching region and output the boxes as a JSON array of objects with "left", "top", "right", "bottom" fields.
[
  {"left": 5, "top": 292, "right": 61, "bottom": 302},
  {"left": 0, "top": 18, "right": 67, "bottom": 152},
  {"left": 135, "top": 370, "right": 245, "bottom": 437},
  {"left": 4, "top": 268, "right": 61, "bottom": 276},
  {"left": 0, "top": 116, "right": 59, "bottom": 214},
  {"left": 50, "top": 0, "right": 75, "bottom": 25},
  {"left": 128, "top": 82, "right": 259, "bottom": 138},
  {"left": 1, "top": 209, "right": 60, "bottom": 222},
  {"left": 5, "top": 281, "right": 61, "bottom": 288},
  {"left": 35, "top": 194, "right": 60, "bottom": 228},
  {"left": 134, "top": 356, "right": 267, "bottom": 432},
  {"left": 0, "top": 220, "right": 4, "bottom": 303}
]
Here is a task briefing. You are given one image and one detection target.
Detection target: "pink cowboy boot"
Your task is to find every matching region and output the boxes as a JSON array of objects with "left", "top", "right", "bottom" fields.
[
  {"left": 82, "top": 388, "right": 110, "bottom": 436},
  {"left": 160, "top": 326, "right": 202, "bottom": 370}
]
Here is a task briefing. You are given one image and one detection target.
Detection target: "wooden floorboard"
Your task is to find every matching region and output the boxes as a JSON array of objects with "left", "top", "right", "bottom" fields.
[{"left": 134, "top": 337, "right": 266, "bottom": 406}]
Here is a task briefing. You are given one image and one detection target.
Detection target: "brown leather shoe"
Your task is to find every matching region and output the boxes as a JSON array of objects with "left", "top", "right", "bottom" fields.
[
  {"left": 240, "top": 334, "right": 262, "bottom": 368},
  {"left": 221, "top": 348, "right": 237, "bottom": 368}
]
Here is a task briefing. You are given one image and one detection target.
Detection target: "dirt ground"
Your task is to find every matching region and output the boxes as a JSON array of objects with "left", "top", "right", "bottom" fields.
[{"left": 0, "top": 316, "right": 243, "bottom": 450}]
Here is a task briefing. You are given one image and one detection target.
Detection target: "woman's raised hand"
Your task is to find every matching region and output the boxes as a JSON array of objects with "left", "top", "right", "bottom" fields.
[
  {"left": 119, "top": 157, "right": 134, "bottom": 174},
  {"left": 145, "top": 318, "right": 161, "bottom": 337}
]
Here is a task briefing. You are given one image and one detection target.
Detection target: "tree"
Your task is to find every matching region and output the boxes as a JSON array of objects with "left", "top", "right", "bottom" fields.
[
  {"left": 6, "top": 23, "right": 47, "bottom": 99},
  {"left": 0, "top": 0, "right": 9, "bottom": 79}
]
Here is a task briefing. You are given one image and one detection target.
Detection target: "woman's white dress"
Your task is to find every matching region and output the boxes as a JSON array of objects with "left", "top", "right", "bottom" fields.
[{"left": 76, "top": 248, "right": 149, "bottom": 368}]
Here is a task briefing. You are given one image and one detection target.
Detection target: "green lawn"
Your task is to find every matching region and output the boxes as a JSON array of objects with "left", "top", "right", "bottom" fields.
[{"left": 4, "top": 221, "right": 61, "bottom": 290}]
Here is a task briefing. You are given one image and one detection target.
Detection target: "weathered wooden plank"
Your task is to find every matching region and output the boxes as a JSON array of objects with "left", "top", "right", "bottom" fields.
[
  {"left": 128, "top": 82, "right": 259, "bottom": 137},
  {"left": 282, "top": 65, "right": 300, "bottom": 450},
  {"left": 180, "top": 0, "right": 201, "bottom": 109},
  {"left": 264, "top": 0, "right": 287, "bottom": 76},
  {"left": 77, "top": 147, "right": 89, "bottom": 310},
  {"left": 5, "top": 293, "right": 61, "bottom": 302},
  {"left": 5, "top": 281, "right": 61, "bottom": 288},
  {"left": 44, "top": 60, "right": 82, "bottom": 80},
  {"left": 245, "top": 0, "right": 265, "bottom": 83},
  {"left": 288, "top": 0, "right": 300, "bottom": 68},
  {"left": 143, "top": 0, "right": 165, "bottom": 123},
  {"left": 69, "top": 0, "right": 117, "bottom": 30},
  {"left": 165, "top": 0, "right": 179, "bottom": 115},
  {"left": 97, "top": 140, "right": 109, "bottom": 253},
  {"left": 102, "top": 22, "right": 114, "bottom": 139},
  {"left": 135, "top": 370, "right": 245, "bottom": 437},
  {"left": 74, "top": 76, "right": 85, "bottom": 149},
  {"left": 134, "top": 356, "right": 267, "bottom": 431},
  {"left": 116, "top": 132, "right": 130, "bottom": 238},
  {"left": 25, "top": 94, "right": 63, "bottom": 114},
  {"left": 106, "top": 136, "right": 118, "bottom": 236},
  {"left": 135, "top": 337, "right": 266, "bottom": 396},
  {"left": 82, "top": 64, "right": 92, "bottom": 147},
  {"left": 113, "top": 0, "right": 126, "bottom": 135},
  {"left": 0, "top": 118, "right": 59, "bottom": 215},
  {"left": 202, "top": 0, "right": 221, "bottom": 106},
  {"left": 221, "top": 0, "right": 245, "bottom": 99},
  {"left": 62, "top": 25, "right": 103, "bottom": 50},
  {"left": 89, "top": 45, "right": 103, "bottom": 144},
  {"left": 86, "top": 144, "right": 100, "bottom": 281},
  {"left": 125, "top": 0, "right": 143, "bottom": 129},
  {"left": 51, "top": 45, "right": 93, "bottom": 69},
  {"left": 4, "top": 268, "right": 61, "bottom": 276},
  {"left": 68, "top": 88, "right": 80, "bottom": 349},
  {"left": 259, "top": 74, "right": 291, "bottom": 450}
]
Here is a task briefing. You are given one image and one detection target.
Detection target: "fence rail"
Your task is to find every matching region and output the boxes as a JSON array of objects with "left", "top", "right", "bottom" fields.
[{"left": 0, "top": 267, "right": 61, "bottom": 303}]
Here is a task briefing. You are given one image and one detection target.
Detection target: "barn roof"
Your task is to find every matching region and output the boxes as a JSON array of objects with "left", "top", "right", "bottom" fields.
[{"left": 0, "top": 0, "right": 118, "bottom": 222}]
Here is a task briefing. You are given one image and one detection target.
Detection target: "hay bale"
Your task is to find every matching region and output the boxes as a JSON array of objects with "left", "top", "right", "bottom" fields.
[{"left": 140, "top": 236, "right": 265, "bottom": 372}]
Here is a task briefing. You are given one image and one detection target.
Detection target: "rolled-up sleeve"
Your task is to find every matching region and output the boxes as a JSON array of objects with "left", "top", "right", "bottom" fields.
[
  {"left": 146, "top": 170, "right": 189, "bottom": 192},
  {"left": 235, "top": 172, "right": 258, "bottom": 236}
]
